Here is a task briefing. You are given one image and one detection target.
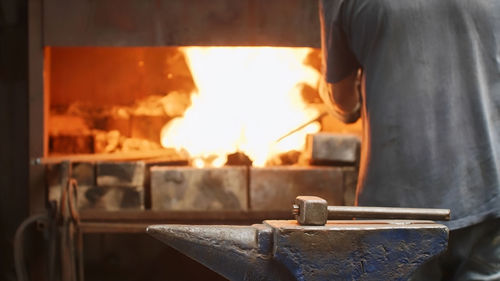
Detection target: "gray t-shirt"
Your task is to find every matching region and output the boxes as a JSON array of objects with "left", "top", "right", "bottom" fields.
[{"left": 321, "top": 0, "right": 500, "bottom": 230}]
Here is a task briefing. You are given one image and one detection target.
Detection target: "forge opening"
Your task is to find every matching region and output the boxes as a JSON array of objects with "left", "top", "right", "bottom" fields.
[{"left": 45, "top": 46, "right": 360, "bottom": 166}]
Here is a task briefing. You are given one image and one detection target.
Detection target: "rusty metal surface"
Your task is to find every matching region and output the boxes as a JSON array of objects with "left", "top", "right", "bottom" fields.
[
  {"left": 148, "top": 220, "right": 449, "bottom": 281},
  {"left": 43, "top": 0, "right": 321, "bottom": 47}
]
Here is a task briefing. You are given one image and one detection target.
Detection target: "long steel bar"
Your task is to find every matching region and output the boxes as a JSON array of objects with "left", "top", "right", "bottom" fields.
[
  {"left": 275, "top": 111, "right": 328, "bottom": 143},
  {"left": 327, "top": 206, "right": 450, "bottom": 221}
]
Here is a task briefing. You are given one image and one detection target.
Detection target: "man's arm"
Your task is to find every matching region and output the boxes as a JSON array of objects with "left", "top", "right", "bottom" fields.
[
  {"left": 319, "top": 70, "right": 362, "bottom": 124},
  {"left": 319, "top": 0, "right": 362, "bottom": 123}
]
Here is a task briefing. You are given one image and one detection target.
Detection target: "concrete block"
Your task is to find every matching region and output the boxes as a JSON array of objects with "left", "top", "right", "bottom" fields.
[
  {"left": 91, "top": 160, "right": 146, "bottom": 210},
  {"left": 46, "top": 161, "right": 143, "bottom": 210},
  {"left": 249, "top": 166, "right": 343, "bottom": 211},
  {"left": 150, "top": 166, "right": 248, "bottom": 211},
  {"left": 97, "top": 161, "right": 145, "bottom": 187},
  {"left": 77, "top": 185, "right": 144, "bottom": 211},
  {"left": 143, "top": 158, "right": 190, "bottom": 208},
  {"left": 342, "top": 167, "right": 358, "bottom": 206},
  {"left": 306, "top": 133, "right": 360, "bottom": 165}
]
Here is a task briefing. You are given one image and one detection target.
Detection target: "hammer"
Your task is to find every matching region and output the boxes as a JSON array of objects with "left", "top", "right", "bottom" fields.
[{"left": 292, "top": 196, "right": 451, "bottom": 226}]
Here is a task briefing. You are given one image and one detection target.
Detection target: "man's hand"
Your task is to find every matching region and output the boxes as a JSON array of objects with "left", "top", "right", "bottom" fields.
[{"left": 319, "top": 69, "right": 362, "bottom": 124}]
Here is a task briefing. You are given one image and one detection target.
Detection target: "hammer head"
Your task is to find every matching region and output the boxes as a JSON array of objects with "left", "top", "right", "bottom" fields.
[{"left": 294, "top": 196, "right": 328, "bottom": 226}]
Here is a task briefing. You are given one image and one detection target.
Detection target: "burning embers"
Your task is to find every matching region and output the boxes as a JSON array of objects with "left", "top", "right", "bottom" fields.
[{"left": 47, "top": 47, "right": 347, "bottom": 166}]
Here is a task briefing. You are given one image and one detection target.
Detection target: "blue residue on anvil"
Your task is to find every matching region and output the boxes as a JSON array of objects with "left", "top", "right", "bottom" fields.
[
  {"left": 272, "top": 227, "right": 448, "bottom": 281},
  {"left": 355, "top": 228, "right": 448, "bottom": 280}
]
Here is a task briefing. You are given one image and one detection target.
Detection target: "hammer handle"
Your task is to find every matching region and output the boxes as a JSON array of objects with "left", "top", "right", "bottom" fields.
[{"left": 327, "top": 206, "right": 450, "bottom": 221}]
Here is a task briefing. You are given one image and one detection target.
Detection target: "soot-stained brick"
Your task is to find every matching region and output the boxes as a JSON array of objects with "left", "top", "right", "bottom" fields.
[
  {"left": 306, "top": 133, "right": 360, "bottom": 166},
  {"left": 250, "top": 166, "right": 344, "bottom": 211},
  {"left": 150, "top": 166, "right": 248, "bottom": 211}
]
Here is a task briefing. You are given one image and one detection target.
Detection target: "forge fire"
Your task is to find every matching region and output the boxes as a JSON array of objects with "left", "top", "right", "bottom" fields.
[{"left": 47, "top": 47, "right": 360, "bottom": 167}]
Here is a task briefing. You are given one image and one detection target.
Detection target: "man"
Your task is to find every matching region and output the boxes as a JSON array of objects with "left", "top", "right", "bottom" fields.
[{"left": 319, "top": 0, "right": 500, "bottom": 280}]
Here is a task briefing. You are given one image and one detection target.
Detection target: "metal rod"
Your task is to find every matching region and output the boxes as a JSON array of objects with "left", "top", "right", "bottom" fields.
[
  {"left": 327, "top": 206, "right": 450, "bottom": 221},
  {"left": 30, "top": 149, "right": 187, "bottom": 165},
  {"left": 275, "top": 111, "right": 329, "bottom": 143}
]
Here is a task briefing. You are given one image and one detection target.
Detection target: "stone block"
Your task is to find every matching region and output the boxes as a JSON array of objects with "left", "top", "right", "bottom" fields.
[
  {"left": 97, "top": 161, "right": 145, "bottom": 187},
  {"left": 342, "top": 167, "right": 358, "bottom": 206},
  {"left": 249, "top": 166, "right": 343, "bottom": 211},
  {"left": 143, "top": 158, "right": 189, "bottom": 208},
  {"left": 150, "top": 166, "right": 248, "bottom": 211},
  {"left": 46, "top": 161, "right": 144, "bottom": 210},
  {"left": 306, "top": 133, "right": 360, "bottom": 165},
  {"left": 77, "top": 185, "right": 144, "bottom": 211}
]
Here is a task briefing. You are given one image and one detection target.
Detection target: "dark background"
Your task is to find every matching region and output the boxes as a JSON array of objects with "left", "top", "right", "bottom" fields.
[{"left": 0, "top": 0, "right": 30, "bottom": 280}]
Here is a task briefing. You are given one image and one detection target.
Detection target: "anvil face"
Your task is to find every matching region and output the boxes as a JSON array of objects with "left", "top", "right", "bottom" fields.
[{"left": 147, "top": 220, "right": 448, "bottom": 281}]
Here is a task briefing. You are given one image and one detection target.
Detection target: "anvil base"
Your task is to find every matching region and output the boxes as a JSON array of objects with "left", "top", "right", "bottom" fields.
[{"left": 148, "top": 220, "right": 448, "bottom": 281}]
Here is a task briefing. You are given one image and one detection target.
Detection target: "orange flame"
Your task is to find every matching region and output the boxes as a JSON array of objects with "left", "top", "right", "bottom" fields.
[{"left": 161, "top": 47, "right": 321, "bottom": 167}]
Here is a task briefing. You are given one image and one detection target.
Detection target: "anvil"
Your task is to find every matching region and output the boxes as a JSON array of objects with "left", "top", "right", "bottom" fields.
[{"left": 148, "top": 220, "right": 448, "bottom": 281}]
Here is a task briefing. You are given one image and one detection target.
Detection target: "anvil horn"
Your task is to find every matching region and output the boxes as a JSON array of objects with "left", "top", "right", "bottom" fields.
[{"left": 146, "top": 224, "right": 295, "bottom": 281}]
